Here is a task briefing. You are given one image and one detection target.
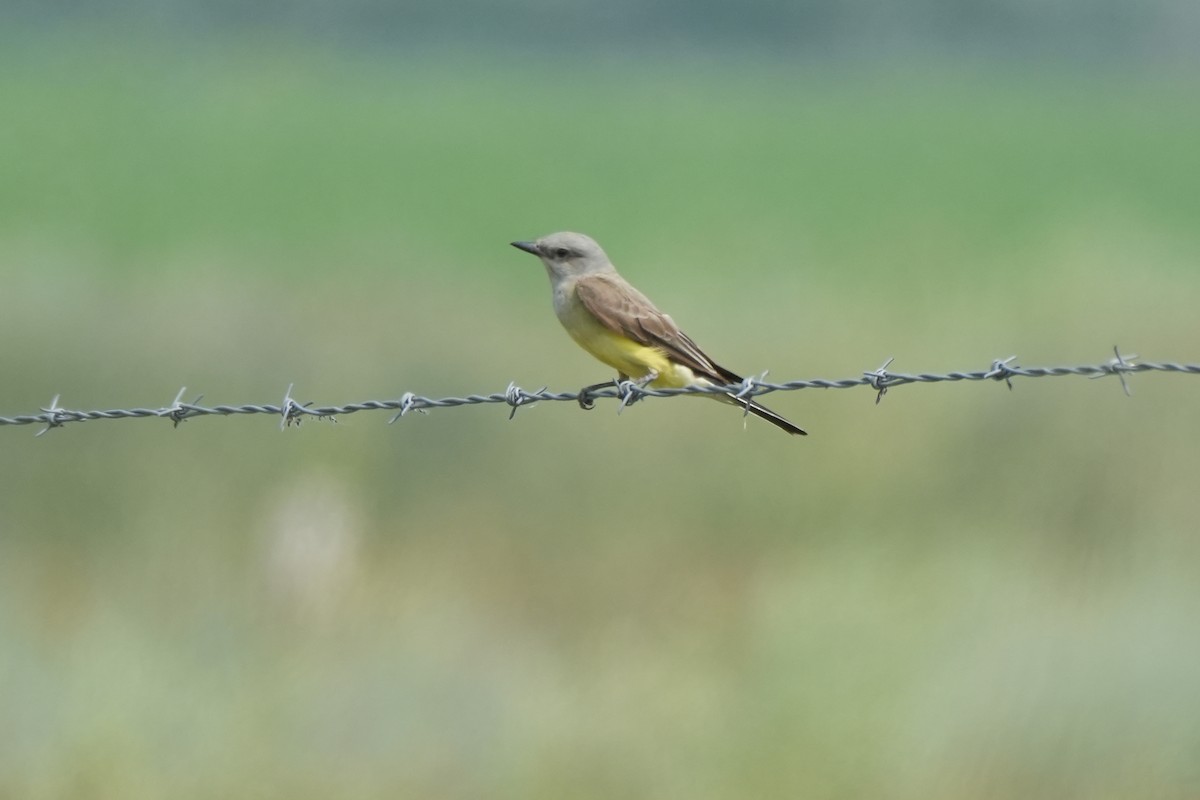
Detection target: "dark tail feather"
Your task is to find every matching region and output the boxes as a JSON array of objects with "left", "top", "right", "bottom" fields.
[{"left": 726, "top": 393, "right": 807, "bottom": 436}]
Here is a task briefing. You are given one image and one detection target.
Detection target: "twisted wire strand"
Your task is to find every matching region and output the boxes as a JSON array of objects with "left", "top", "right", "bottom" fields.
[{"left": 2, "top": 351, "right": 1196, "bottom": 434}]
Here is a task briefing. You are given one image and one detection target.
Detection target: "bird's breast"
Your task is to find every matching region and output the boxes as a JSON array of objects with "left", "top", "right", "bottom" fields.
[{"left": 553, "top": 286, "right": 683, "bottom": 384}]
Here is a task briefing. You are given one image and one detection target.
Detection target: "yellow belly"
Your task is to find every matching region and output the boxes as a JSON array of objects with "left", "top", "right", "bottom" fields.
[{"left": 557, "top": 296, "right": 695, "bottom": 388}]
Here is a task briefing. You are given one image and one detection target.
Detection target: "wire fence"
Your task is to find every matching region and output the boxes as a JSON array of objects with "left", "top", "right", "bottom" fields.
[{"left": 2, "top": 347, "right": 1197, "bottom": 436}]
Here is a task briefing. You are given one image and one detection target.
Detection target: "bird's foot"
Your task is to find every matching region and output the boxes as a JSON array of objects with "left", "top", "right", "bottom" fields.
[
  {"left": 635, "top": 370, "right": 659, "bottom": 388},
  {"left": 577, "top": 380, "right": 619, "bottom": 411}
]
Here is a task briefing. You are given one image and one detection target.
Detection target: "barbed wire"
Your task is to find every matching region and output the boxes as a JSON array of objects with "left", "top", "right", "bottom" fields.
[{"left": 2, "top": 347, "right": 1197, "bottom": 436}]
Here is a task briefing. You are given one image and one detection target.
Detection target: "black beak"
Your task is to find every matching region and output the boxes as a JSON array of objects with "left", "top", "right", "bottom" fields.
[{"left": 510, "top": 241, "right": 540, "bottom": 256}]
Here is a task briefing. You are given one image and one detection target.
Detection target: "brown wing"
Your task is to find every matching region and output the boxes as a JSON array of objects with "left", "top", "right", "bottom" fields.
[
  {"left": 574, "top": 273, "right": 741, "bottom": 384},
  {"left": 576, "top": 273, "right": 807, "bottom": 435}
]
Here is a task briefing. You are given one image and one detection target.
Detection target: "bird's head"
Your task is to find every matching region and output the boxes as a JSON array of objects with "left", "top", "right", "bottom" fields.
[{"left": 511, "top": 232, "right": 613, "bottom": 280}]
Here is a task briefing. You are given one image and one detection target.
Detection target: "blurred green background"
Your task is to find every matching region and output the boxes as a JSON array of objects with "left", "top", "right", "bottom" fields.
[{"left": 2, "top": 3, "right": 1199, "bottom": 798}]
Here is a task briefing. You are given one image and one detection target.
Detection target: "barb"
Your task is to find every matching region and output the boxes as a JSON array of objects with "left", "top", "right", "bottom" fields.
[
  {"left": 864, "top": 357, "right": 895, "bottom": 405},
  {"left": 387, "top": 392, "right": 425, "bottom": 424},
  {"left": 504, "top": 382, "right": 546, "bottom": 420},
  {"left": 35, "top": 394, "right": 66, "bottom": 437},
  {"left": 985, "top": 356, "right": 1019, "bottom": 390},
  {"left": 159, "top": 386, "right": 202, "bottom": 428},
  {"left": 734, "top": 371, "right": 768, "bottom": 419},
  {"left": 1089, "top": 345, "right": 1138, "bottom": 397},
  {"left": 3, "top": 350, "right": 1198, "bottom": 433}
]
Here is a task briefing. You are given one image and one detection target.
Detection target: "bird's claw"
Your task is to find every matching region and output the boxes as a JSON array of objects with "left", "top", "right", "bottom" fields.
[{"left": 577, "top": 380, "right": 622, "bottom": 411}]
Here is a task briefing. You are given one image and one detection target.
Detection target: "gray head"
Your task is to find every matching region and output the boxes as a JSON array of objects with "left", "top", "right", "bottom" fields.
[{"left": 511, "top": 232, "right": 615, "bottom": 280}]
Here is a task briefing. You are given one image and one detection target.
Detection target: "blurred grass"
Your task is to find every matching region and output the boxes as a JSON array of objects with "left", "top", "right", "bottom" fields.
[
  {"left": 3, "top": 37, "right": 1198, "bottom": 277},
  {"left": 1, "top": 37, "right": 1199, "bottom": 799}
]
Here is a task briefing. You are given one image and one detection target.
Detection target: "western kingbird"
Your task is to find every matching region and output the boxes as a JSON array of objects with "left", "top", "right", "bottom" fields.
[{"left": 511, "top": 232, "right": 806, "bottom": 436}]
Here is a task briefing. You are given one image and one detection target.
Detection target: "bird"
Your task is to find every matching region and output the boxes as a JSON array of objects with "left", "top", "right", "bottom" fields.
[{"left": 511, "top": 232, "right": 806, "bottom": 436}]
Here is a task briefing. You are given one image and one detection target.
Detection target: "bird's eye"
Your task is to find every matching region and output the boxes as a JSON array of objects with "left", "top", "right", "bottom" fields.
[{"left": 554, "top": 247, "right": 570, "bottom": 259}]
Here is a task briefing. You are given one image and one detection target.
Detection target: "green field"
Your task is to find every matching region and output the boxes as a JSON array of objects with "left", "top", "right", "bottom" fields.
[{"left": 2, "top": 38, "right": 1199, "bottom": 798}]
